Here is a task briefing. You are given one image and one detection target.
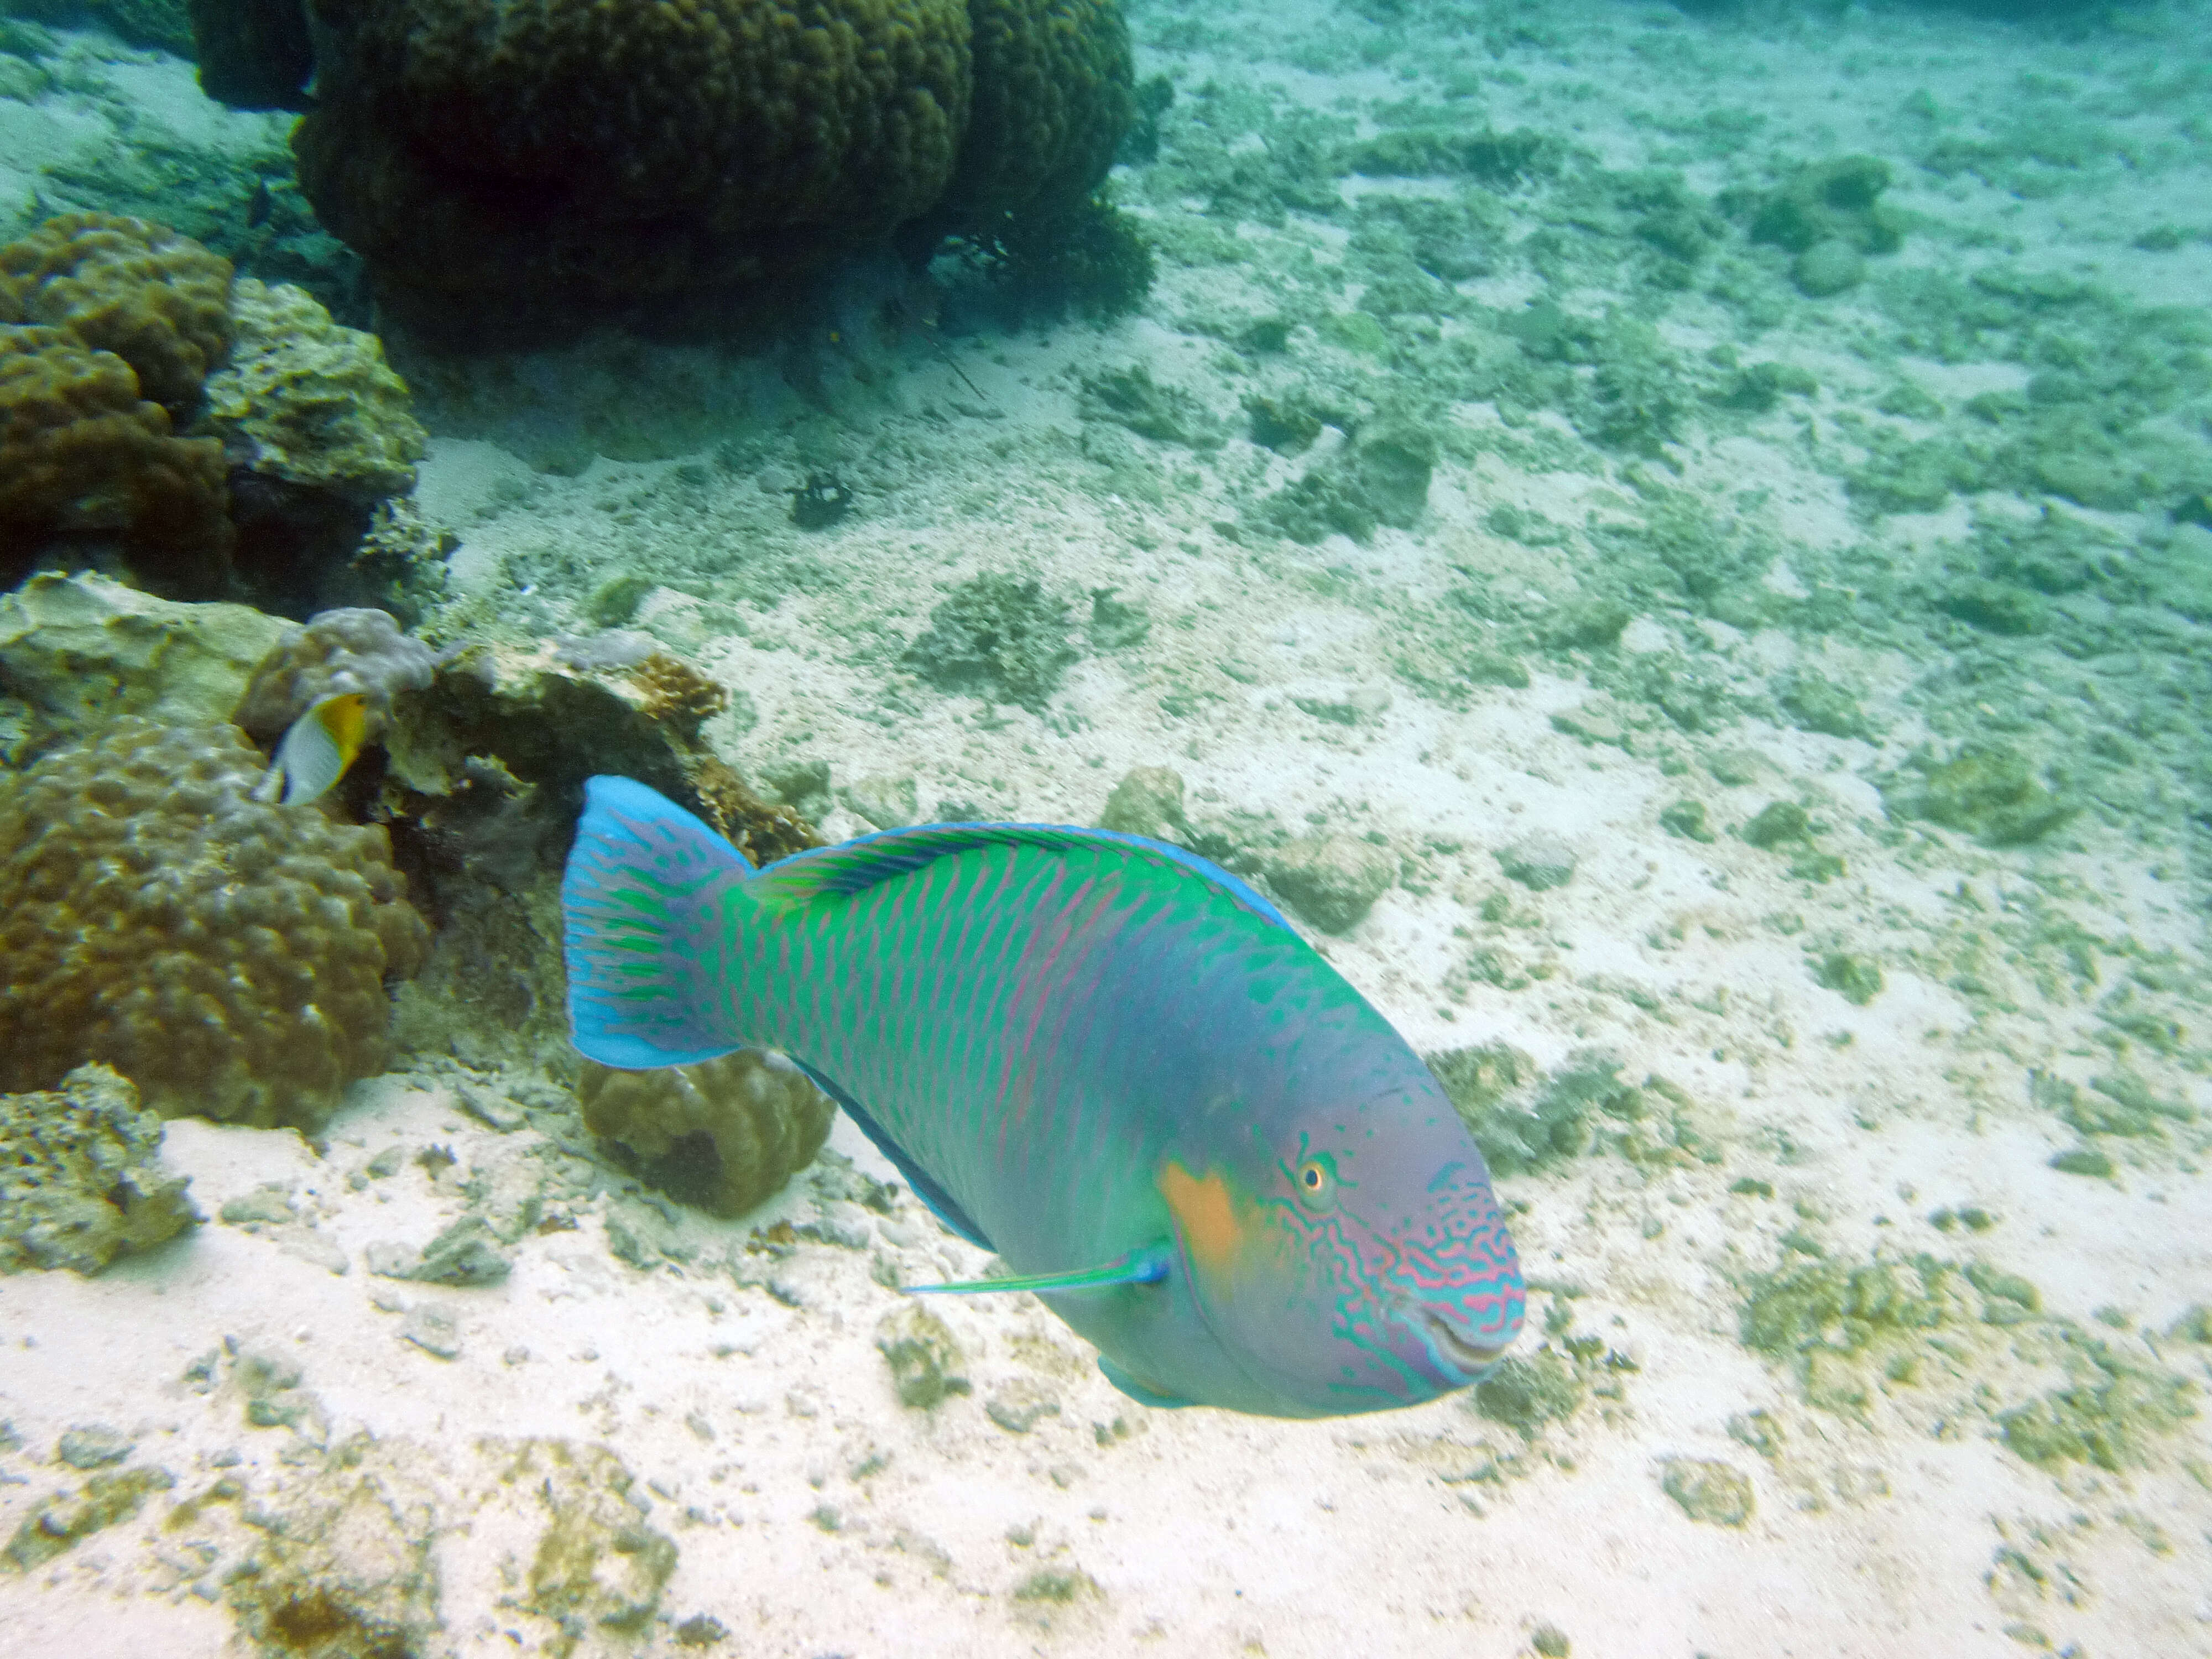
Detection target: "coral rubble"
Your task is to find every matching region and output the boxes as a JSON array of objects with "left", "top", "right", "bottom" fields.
[{"left": 0, "top": 1064, "right": 200, "bottom": 1275}]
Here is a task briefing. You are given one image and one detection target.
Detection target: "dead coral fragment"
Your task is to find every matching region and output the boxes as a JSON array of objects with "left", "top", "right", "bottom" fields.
[
  {"left": 1998, "top": 1338, "right": 2197, "bottom": 1472},
  {"left": 197, "top": 277, "right": 425, "bottom": 499},
  {"left": 0, "top": 570, "right": 285, "bottom": 740},
  {"left": 1658, "top": 1457, "right": 1753, "bottom": 1526},
  {"left": 904, "top": 573, "right": 1080, "bottom": 711},
  {"left": 0, "top": 1065, "right": 200, "bottom": 1274},
  {"left": 224, "top": 1441, "right": 440, "bottom": 1658},
  {"left": 485, "top": 1439, "right": 677, "bottom": 1639},
  {"left": 1881, "top": 743, "right": 2078, "bottom": 847},
  {"left": 2, "top": 1465, "right": 175, "bottom": 1573},
  {"left": 630, "top": 651, "right": 730, "bottom": 740},
  {"left": 578, "top": 1051, "right": 835, "bottom": 1218},
  {"left": 876, "top": 1303, "right": 972, "bottom": 1409},
  {"left": 0, "top": 719, "right": 429, "bottom": 1131}
]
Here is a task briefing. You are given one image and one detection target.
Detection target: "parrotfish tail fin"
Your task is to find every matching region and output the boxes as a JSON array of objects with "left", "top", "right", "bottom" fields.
[{"left": 562, "top": 775, "right": 755, "bottom": 1069}]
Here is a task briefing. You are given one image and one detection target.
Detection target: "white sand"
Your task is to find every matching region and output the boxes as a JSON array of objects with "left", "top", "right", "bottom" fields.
[{"left": 5, "top": 2, "right": 2211, "bottom": 1655}]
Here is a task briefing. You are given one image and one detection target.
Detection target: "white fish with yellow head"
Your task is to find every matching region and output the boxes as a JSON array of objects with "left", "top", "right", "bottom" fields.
[{"left": 253, "top": 691, "right": 373, "bottom": 806}]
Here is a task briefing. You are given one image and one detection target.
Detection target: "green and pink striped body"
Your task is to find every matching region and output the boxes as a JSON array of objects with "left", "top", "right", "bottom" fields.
[{"left": 564, "top": 775, "right": 1524, "bottom": 1418}]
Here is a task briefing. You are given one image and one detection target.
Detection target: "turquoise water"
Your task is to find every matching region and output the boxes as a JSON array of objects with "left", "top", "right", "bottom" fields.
[{"left": 1, "top": 1, "right": 2208, "bottom": 1653}]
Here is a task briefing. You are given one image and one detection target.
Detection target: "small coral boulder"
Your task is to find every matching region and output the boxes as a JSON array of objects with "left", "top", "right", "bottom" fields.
[
  {"left": 578, "top": 1051, "right": 836, "bottom": 1217},
  {"left": 0, "top": 324, "right": 232, "bottom": 596}
]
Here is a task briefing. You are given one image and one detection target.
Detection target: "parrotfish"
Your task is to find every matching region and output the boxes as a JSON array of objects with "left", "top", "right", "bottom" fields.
[
  {"left": 562, "top": 775, "right": 1525, "bottom": 1418},
  {"left": 253, "top": 691, "right": 372, "bottom": 806}
]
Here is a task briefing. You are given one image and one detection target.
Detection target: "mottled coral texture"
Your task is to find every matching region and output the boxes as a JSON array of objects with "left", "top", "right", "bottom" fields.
[
  {"left": 933, "top": 0, "right": 1133, "bottom": 229},
  {"left": 0, "top": 325, "right": 232, "bottom": 593},
  {"left": 200, "top": 278, "right": 426, "bottom": 500},
  {"left": 232, "top": 604, "right": 440, "bottom": 740},
  {"left": 295, "top": 0, "right": 971, "bottom": 318},
  {"left": 278, "top": 0, "right": 1130, "bottom": 325},
  {"left": 0, "top": 1064, "right": 200, "bottom": 1275},
  {"left": 0, "top": 215, "right": 238, "bottom": 593},
  {"left": 578, "top": 1052, "right": 836, "bottom": 1217},
  {"left": 0, "top": 719, "right": 429, "bottom": 1131},
  {"left": 0, "top": 213, "right": 233, "bottom": 414}
]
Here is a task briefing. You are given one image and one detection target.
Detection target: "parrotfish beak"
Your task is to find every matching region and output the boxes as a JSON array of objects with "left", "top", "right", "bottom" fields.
[{"left": 1420, "top": 1304, "right": 1512, "bottom": 1381}]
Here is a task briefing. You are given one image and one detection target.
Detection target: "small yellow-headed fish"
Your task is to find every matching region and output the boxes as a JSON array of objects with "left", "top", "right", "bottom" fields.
[{"left": 252, "top": 691, "right": 371, "bottom": 806}]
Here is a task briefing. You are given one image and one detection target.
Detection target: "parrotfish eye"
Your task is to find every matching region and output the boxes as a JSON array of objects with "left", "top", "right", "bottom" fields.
[{"left": 1293, "top": 1153, "right": 1337, "bottom": 1211}]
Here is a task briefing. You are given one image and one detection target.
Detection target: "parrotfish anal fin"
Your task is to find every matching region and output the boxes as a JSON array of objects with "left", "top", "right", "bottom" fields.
[
  {"left": 1098, "top": 1354, "right": 1196, "bottom": 1409},
  {"left": 749, "top": 820, "right": 1295, "bottom": 932},
  {"left": 907, "top": 1245, "right": 1171, "bottom": 1297},
  {"left": 562, "top": 775, "right": 753, "bottom": 1070},
  {"left": 788, "top": 1057, "right": 997, "bottom": 1251}
]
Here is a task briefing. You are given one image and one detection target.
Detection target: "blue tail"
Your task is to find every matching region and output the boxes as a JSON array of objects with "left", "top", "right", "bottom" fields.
[{"left": 562, "top": 775, "right": 753, "bottom": 1069}]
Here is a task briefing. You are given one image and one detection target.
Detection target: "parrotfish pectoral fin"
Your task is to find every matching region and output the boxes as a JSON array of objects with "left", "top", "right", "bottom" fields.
[
  {"left": 789, "top": 1057, "right": 997, "bottom": 1251},
  {"left": 1098, "top": 1354, "right": 1196, "bottom": 1410},
  {"left": 562, "top": 775, "right": 754, "bottom": 1070},
  {"left": 749, "top": 820, "right": 1295, "bottom": 932},
  {"left": 906, "top": 1245, "right": 1171, "bottom": 1297}
]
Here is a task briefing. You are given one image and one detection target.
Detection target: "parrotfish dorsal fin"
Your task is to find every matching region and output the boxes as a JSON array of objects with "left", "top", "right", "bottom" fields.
[{"left": 750, "top": 821, "right": 1295, "bottom": 932}]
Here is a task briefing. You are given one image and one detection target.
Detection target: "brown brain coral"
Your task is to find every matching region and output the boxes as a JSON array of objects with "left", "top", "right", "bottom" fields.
[
  {"left": 0, "top": 718, "right": 429, "bottom": 1132},
  {"left": 936, "top": 0, "right": 1133, "bottom": 227},
  {"left": 0, "top": 324, "right": 232, "bottom": 596},
  {"left": 0, "top": 213, "right": 234, "bottom": 414},
  {"left": 578, "top": 1051, "right": 835, "bottom": 1217},
  {"left": 292, "top": 0, "right": 977, "bottom": 320}
]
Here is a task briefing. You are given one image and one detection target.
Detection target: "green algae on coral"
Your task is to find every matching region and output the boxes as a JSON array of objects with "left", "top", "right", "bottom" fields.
[
  {"left": 1738, "top": 1254, "right": 1984, "bottom": 1411},
  {"left": 903, "top": 574, "right": 1081, "bottom": 711},
  {"left": 1432, "top": 1046, "right": 1695, "bottom": 1177},
  {"left": 1658, "top": 1457, "right": 1754, "bottom": 1527},
  {"left": 1998, "top": 1338, "right": 2197, "bottom": 1472},
  {"left": 1471, "top": 1349, "right": 1586, "bottom": 1440},
  {"left": 876, "top": 1303, "right": 972, "bottom": 1410},
  {"left": 2048, "top": 1146, "right": 2116, "bottom": 1178},
  {"left": 0, "top": 1064, "right": 200, "bottom": 1275},
  {"left": 1881, "top": 744, "right": 2077, "bottom": 847},
  {"left": 1812, "top": 951, "right": 1885, "bottom": 1007},
  {"left": 1742, "top": 801, "right": 1811, "bottom": 849},
  {"left": 3, "top": 1465, "right": 174, "bottom": 1572}
]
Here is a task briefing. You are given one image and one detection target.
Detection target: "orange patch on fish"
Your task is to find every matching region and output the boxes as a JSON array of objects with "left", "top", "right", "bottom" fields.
[{"left": 1159, "top": 1160, "right": 1243, "bottom": 1279}]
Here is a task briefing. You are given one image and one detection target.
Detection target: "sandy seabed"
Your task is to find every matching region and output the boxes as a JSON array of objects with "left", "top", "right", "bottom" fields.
[{"left": 4, "top": 0, "right": 2211, "bottom": 1654}]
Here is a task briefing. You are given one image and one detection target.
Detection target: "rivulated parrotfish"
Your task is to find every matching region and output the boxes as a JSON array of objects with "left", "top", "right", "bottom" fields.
[
  {"left": 253, "top": 691, "right": 372, "bottom": 806},
  {"left": 562, "top": 775, "right": 1525, "bottom": 1418}
]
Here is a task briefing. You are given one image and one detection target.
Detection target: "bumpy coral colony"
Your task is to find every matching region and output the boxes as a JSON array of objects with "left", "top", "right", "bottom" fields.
[
  {"left": 187, "top": 0, "right": 1134, "bottom": 330},
  {"left": 0, "top": 718, "right": 429, "bottom": 1132}
]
